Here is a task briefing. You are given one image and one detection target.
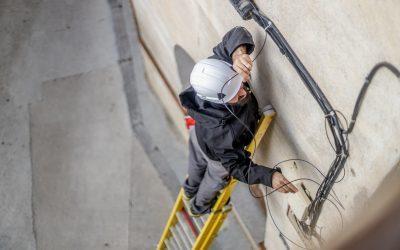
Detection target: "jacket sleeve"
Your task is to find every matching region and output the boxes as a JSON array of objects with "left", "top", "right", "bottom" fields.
[
  {"left": 210, "top": 26, "right": 255, "bottom": 64},
  {"left": 213, "top": 146, "right": 277, "bottom": 187}
]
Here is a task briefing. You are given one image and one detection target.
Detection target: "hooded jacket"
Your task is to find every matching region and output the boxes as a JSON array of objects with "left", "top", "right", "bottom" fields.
[{"left": 179, "top": 27, "right": 277, "bottom": 187}]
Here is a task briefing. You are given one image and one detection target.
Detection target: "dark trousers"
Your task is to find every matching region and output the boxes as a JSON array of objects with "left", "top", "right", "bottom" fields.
[{"left": 183, "top": 127, "right": 229, "bottom": 213}]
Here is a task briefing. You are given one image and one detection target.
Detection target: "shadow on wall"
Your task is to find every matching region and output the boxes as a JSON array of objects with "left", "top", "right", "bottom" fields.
[
  {"left": 329, "top": 161, "right": 400, "bottom": 249},
  {"left": 174, "top": 45, "right": 195, "bottom": 90}
]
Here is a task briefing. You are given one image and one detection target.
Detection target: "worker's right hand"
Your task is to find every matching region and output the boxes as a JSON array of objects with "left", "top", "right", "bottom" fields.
[
  {"left": 271, "top": 172, "right": 298, "bottom": 193},
  {"left": 232, "top": 46, "right": 252, "bottom": 82}
]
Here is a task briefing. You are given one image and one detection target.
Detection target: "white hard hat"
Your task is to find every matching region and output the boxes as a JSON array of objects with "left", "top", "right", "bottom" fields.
[{"left": 190, "top": 58, "right": 243, "bottom": 104}]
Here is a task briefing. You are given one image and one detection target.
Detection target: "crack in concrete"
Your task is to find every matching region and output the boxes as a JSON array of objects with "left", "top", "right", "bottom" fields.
[{"left": 28, "top": 103, "right": 38, "bottom": 250}]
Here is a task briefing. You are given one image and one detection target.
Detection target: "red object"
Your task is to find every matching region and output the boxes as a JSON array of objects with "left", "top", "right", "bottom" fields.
[
  {"left": 185, "top": 116, "right": 196, "bottom": 130},
  {"left": 181, "top": 208, "right": 199, "bottom": 236}
]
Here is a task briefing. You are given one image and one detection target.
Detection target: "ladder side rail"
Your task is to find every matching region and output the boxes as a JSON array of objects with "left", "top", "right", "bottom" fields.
[{"left": 158, "top": 189, "right": 185, "bottom": 249}]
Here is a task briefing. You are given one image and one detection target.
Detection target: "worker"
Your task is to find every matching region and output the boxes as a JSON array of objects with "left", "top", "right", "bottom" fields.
[{"left": 179, "top": 27, "right": 298, "bottom": 216}]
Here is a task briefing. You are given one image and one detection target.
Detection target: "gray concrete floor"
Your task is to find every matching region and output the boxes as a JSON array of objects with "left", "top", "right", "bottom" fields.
[
  {"left": 0, "top": 0, "right": 175, "bottom": 249},
  {"left": 30, "top": 66, "right": 134, "bottom": 249},
  {"left": 0, "top": 0, "right": 255, "bottom": 249}
]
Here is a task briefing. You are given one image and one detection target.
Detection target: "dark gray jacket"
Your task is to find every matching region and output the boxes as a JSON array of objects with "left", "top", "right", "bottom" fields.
[{"left": 179, "top": 27, "right": 276, "bottom": 187}]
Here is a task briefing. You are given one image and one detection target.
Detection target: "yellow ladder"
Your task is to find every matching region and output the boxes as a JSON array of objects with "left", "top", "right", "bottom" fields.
[{"left": 157, "top": 105, "right": 276, "bottom": 250}]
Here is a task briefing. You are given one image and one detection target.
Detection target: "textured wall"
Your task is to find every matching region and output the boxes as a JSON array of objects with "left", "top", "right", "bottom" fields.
[{"left": 133, "top": 0, "right": 400, "bottom": 248}]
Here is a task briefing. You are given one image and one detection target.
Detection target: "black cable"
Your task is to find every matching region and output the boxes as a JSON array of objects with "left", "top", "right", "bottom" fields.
[
  {"left": 323, "top": 109, "right": 349, "bottom": 184},
  {"left": 272, "top": 158, "right": 326, "bottom": 179},
  {"left": 218, "top": 11, "right": 344, "bottom": 211},
  {"left": 324, "top": 110, "right": 349, "bottom": 153},
  {"left": 265, "top": 178, "right": 344, "bottom": 249},
  {"left": 272, "top": 159, "right": 344, "bottom": 206},
  {"left": 251, "top": 25, "right": 267, "bottom": 62},
  {"left": 216, "top": 25, "right": 349, "bottom": 249},
  {"left": 336, "top": 109, "right": 350, "bottom": 150},
  {"left": 267, "top": 196, "right": 343, "bottom": 250},
  {"left": 215, "top": 25, "right": 348, "bottom": 248},
  {"left": 247, "top": 9, "right": 350, "bottom": 230},
  {"left": 335, "top": 165, "right": 346, "bottom": 184},
  {"left": 346, "top": 62, "right": 400, "bottom": 134},
  {"left": 224, "top": 1, "right": 400, "bottom": 245},
  {"left": 218, "top": 29, "right": 264, "bottom": 195},
  {"left": 219, "top": 5, "right": 271, "bottom": 200},
  {"left": 263, "top": 178, "right": 337, "bottom": 202},
  {"left": 217, "top": 26, "right": 348, "bottom": 247}
]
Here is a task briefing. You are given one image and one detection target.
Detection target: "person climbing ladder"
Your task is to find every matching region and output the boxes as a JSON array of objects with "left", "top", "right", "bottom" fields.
[{"left": 179, "top": 26, "right": 298, "bottom": 217}]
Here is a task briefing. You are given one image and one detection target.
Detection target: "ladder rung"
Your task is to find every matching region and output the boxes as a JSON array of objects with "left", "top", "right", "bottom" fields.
[
  {"left": 182, "top": 197, "right": 191, "bottom": 213},
  {"left": 191, "top": 216, "right": 204, "bottom": 232},
  {"left": 175, "top": 221, "right": 192, "bottom": 249},
  {"left": 176, "top": 212, "right": 196, "bottom": 245},
  {"left": 170, "top": 226, "right": 185, "bottom": 250},
  {"left": 168, "top": 234, "right": 179, "bottom": 250},
  {"left": 182, "top": 197, "right": 206, "bottom": 232},
  {"left": 164, "top": 238, "right": 172, "bottom": 250},
  {"left": 199, "top": 213, "right": 209, "bottom": 224}
]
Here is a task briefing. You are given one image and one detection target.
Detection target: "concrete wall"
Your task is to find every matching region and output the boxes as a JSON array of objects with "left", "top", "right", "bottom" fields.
[{"left": 133, "top": 0, "right": 400, "bottom": 248}]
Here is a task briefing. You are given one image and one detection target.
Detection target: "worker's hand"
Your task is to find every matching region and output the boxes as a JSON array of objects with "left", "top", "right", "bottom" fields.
[
  {"left": 232, "top": 46, "right": 252, "bottom": 82},
  {"left": 271, "top": 172, "right": 298, "bottom": 193}
]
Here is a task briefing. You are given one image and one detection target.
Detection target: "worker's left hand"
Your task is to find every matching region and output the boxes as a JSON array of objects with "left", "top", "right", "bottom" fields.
[
  {"left": 232, "top": 46, "right": 253, "bottom": 82},
  {"left": 272, "top": 172, "right": 298, "bottom": 193}
]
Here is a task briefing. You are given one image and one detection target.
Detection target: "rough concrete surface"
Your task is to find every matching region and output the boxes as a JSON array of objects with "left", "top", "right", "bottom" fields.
[
  {"left": 133, "top": 0, "right": 400, "bottom": 249},
  {"left": 1, "top": 0, "right": 184, "bottom": 249},
  {"left": 2, "top": 0, "right": 397, "bottom": 248},
  {"left": 31, "top": 66, "right": 132, "bottom": 249},
  {"left": 129, "top": 134, "right": 174, "bottom": 249}
]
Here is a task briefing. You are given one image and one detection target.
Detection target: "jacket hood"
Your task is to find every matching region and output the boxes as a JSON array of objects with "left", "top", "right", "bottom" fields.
[{"left": 179, "top": 86, "right": 235, "bottom": 128}]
